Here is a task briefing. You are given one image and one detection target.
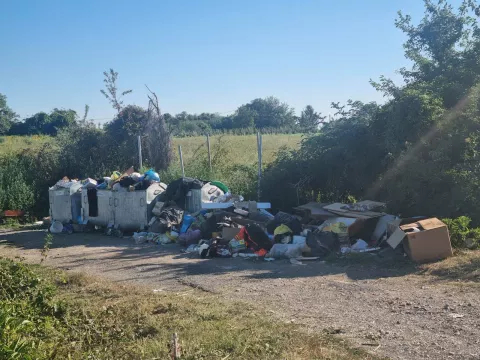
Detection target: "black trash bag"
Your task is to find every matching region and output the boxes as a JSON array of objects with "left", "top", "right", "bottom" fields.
[
  {"left": 306, "top": 231, "right": 339, "bottom": 258},
  {"left": 243, "top": 223, "right": 273, "bottom": 252},
  {"left": 267, "top": 212, "right": 303, "bottom": 235},
  {"left": 161, "top": 177, "right": 205, "bottom": 207},
  {"left": 119, "top": 176, "right": 136, "bottom": 188},
  {"left": 155, "top": 207, "right": 184, "bottom": 233},
  {"left": 200, "top": 211, "right": 234, "bottom": 239}
]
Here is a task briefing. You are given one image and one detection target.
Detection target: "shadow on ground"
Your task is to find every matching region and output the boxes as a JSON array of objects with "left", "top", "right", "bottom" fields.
[{"left": 0, "top": 230, "right": 437, "bottom": 284}]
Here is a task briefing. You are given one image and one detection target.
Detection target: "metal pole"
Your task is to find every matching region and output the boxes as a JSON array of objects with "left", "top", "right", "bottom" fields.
[
  {"left": 257, "top": 132, "right": 262, "bottom": 201},
  {"left": 137, "top": 135, "right": 143, "bottom": 170},
  {"left": 178, "top": 145, "right": 185, "bottom": 177},
  {"left": 206, "top": 133, "right": 212, "bottom": 172}
]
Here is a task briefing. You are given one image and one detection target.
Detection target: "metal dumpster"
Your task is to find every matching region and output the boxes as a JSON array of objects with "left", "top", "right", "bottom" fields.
[
  {"left": 185, "top": 182, "right": 224, "bottom": 213},
  {"left": 49, "top": 183, "right": 82, "bottom": 223},
  {"left": 113, "top": 182, "right": 167, "bottom": 231},
  {"left": 81, "top": 189, "right": 114, "bottom": 227}
]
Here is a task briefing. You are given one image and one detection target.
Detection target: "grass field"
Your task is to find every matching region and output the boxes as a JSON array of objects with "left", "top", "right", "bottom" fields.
[
  {"left": 0, "top": 257, "right": 377, "bottom": 360},
  {"left": 0, "top": 134, "right": 302, "bottom": 166}
]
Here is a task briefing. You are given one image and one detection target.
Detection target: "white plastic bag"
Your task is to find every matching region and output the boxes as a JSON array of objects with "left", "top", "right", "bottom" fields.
[{"left": 266, "top": 243, "right": 304, "bottom": 259}]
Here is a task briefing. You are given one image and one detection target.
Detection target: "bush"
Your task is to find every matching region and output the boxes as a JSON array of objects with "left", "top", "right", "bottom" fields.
[{"left": 442, "top": 216, "right": 480, "bottom": 249}]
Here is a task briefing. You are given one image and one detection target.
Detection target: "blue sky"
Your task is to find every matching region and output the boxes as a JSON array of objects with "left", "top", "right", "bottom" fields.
[{"left": 1, "top": 0, "right": 434, "bottom": 122}]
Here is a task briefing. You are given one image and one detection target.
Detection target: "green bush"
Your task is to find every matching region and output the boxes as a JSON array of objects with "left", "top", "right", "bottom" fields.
[{"left": 442, "top": 216, "right": 480, "bottom": 249}]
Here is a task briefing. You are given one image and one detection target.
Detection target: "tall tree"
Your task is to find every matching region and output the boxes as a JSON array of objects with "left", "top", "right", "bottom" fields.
[
  {"left": 0, "top": 93, "right": 18, "bottom": 135},
  {"left": 299, "top": 105, "right": 324, "bottom": 131},
  {"left": 100, "top": 69, "right": 132, "bottom": 113},
  {"left": 241, "top": 96, "right": 295, "bottom": 128}
]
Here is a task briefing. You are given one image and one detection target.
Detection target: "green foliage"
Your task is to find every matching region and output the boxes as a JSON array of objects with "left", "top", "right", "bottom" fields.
[
  {"left": 0, "top": 93, "right": 18, "bottom": 135},
  {"left": 100, "top": 68, "right": 132, "bottom": 113},
  {"left": 9, "top": 109, "right": 77, "bottom": 136},
  {"left": 0, "top": 155, "right": 35, "bottom": 211},
  {"left": 0, "top": 258, "right": 370, "bottom": 359},
  {"left": 442, "top": 216, "right": 480, "bottom": 248},
  {"left": 262, "top": 0, "right": 480, "bottom": 226},
  {"left": 299, "top": 105, "right": 325, "bottom": 132}
]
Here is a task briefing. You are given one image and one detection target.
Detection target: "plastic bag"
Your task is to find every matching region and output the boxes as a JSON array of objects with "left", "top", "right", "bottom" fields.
[
  {"left": 180, "top": 214, "right": 195, "bottom": 234},
  {"left": 266, "top": 243, "right": 304, "bottom": 259},
  {"left": 144, "top": 169, "right": 160, "bottom": 182}
]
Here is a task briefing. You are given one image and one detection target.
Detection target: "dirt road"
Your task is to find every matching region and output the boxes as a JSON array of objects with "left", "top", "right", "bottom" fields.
[{"left": 1, "top": 229, "right": 479, "bottom": 360}]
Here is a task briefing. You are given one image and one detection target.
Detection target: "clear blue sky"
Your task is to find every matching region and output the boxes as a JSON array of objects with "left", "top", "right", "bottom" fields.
[{"left": 1, "top": 0, "right": 434, "bottom": 122}]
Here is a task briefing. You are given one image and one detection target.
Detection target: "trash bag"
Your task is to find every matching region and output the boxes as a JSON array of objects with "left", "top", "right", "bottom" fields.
[
  {"left": 266, "top": 243, "right": 304, "bottom": 259},
  {"left": 144, "top": 169, "right": 160, "bottom": 182},
  {"left": 161, "top": 177, "right": 205, "bottom": 207},
  {"left": 273, "top": 224, "right": 293, "bottom": 244},
  {"left": 236, "top": 224, "right": 273, "bottom": 253},
  {"left": 155, "top": 207, "right": 184, "bottom": 233},
  {"left": 267, "top": 212, "right": 302, "bottom": 235},
  {"left": 306, "top": 231, "right": 339, "bottom": 258}
]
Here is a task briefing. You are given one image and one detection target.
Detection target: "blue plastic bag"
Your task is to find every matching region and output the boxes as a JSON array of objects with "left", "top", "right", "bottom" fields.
[
  {"left": 180, "top": 214, "right": 195, "bottom": 234},
  {"left": 144, "top": 169, "right": 160, "bottom": 182}
]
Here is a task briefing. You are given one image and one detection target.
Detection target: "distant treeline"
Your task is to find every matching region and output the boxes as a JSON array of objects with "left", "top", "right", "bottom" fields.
[{"left": 0, "top": 95, "right": 323, "bottom": 137}]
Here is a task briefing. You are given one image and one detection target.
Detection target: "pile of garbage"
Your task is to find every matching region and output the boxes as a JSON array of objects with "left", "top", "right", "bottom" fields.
[
  {"left": 140, "top": 195, "right": 454, "bottom": 264},
  {"left": 50, "top": 167, "right": 162, "bottom": 193}
]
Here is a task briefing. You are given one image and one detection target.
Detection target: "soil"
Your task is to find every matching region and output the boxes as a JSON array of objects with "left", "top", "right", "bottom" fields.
[{"left": 1, "top": 229, "right": 479, "bottom": 360}]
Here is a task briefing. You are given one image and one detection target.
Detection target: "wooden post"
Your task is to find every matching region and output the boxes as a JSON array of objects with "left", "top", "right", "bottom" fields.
[
  {"left": 206, "top": 134, "right": 212, "bottom": 172},
  {"left": 171, "top": 332, "right": 181, "bottom": 359},
  {"left": 178, "top": 145, "right": 185, "bottom": 178},
  {"left": 257, "top": 132, "right": 262, "bottom": 201},
  {"left": 137, "top": 135, "right": 143, "bottom": 171}
]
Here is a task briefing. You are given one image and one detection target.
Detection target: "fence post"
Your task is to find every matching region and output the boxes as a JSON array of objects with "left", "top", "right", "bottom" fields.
[
  {"left": 137, "top": 135, "right": 143, "bottom": 170},
  {"left": 206, "top": 133, "right": 212, "bottom": 172},
  {"left": 178, "top": 145, "right": 185, "bottom": 178},
  {"left": 257, "top": 132, "right": 263, "bottom": 201}
]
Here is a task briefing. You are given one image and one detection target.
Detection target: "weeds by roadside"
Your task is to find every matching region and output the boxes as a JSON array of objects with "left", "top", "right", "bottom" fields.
[{"left": 0, "top": 258, "right": 380, "bottom": 360}]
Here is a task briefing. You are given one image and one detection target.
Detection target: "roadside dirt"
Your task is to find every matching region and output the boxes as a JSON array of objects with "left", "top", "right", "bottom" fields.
[{"left": 1, "top": 229, "right": 479, "bottom": 360}]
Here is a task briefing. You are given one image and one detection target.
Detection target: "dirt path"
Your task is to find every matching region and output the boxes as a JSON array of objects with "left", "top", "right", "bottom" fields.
[{"left": 1, "top": 230, "right": 479, "bottom": 360}]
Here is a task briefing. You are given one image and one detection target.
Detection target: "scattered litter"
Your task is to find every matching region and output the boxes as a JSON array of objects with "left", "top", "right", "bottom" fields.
[
  {"left": 448, "top": 313, "right": 465, "bottom": 319},
  {"left": 289, "top": 258, "right": 306, "bottom": 265}
]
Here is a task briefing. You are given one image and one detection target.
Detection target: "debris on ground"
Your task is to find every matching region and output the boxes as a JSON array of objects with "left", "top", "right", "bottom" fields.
[{"left": 47, "top": 171, "right": 454, "bottom": 265}]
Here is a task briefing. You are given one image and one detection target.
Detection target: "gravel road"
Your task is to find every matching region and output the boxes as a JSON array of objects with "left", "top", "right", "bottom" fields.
[{"left": 1, "top": 230, "right": 479, "bottom": 360}]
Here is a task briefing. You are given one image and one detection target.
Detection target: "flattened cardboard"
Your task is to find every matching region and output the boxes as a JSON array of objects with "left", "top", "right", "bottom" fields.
[
  {"left": 323, "top": 203, "right": 384, "bottom": 219},
  {"left": 386, "top": 228, "right": 406, "bottom": 249}
]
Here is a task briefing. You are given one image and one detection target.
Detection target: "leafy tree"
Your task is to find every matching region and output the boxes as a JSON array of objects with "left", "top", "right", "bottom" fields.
[
  {"left": 0, "top": 94, "right": 18, "bottom": 135},
  {"left": 9, "top": 109, "right": 77, "bottom": 136},
  {"left": 241, "top": 97, "right": 296, "bottom": 128},
  {"left": 263, "top": 0, "right": 480, "bottom": 225},
  {"left": 299, "top": 105, "right": 324, "bottom": 131},
  {"left": 100, "top": 69, "right": 132, "bottom": 113},
  {"left": 231, "top": 105, "right": 256, "bottom": 128}
]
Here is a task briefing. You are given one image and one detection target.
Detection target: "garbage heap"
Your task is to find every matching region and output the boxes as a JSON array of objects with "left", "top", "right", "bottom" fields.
[
  {"left": 138, "top": 196, "right": 454, "bottom": 264},
  {"left": 48, "top": 166, "right": 164, "bottom": 234}
]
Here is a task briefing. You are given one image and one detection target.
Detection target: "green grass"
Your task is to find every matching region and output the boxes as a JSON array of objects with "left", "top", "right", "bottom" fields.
[
  {"left": 174, "top": 134, "right": 302, "bottom": 165},
  {"left": 0, "top": 135, "right": 55, "bottom": 154},
  {"left": 0, "top": 134, "right": 302, "bottom": 165},
  {"left": 0, "top": 257, "right": 379, "bottom": 360}
]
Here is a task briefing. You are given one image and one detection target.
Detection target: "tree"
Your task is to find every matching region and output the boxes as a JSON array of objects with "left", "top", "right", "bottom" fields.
[
  {"left": 299, "top": 105, "right": 325, "bottom": 131},
  {"left": 144, "top": 85, "right": 172, "bottom": 170},
  {"left": 100, "top": 68, "right": 132, "bottom": 113},
  {"left": 9, "top": 109, "right": 77, "bottom": 136},
  {"left": 241, "top": 97, "right": 296, "bottom": 128},
  {"left": 231, "top": 105, "right": 256, "bottom": 128},
  {"left": 0, "top": 93, "right": 18, "bottom": 135}
]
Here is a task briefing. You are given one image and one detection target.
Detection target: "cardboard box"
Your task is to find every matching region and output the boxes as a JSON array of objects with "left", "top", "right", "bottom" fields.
[
  {"left": 221, "top": 226, "right": 241, "bottom": 240},
  {"left": 400, "top": 218, "right": 453, "bottom": 263}
]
